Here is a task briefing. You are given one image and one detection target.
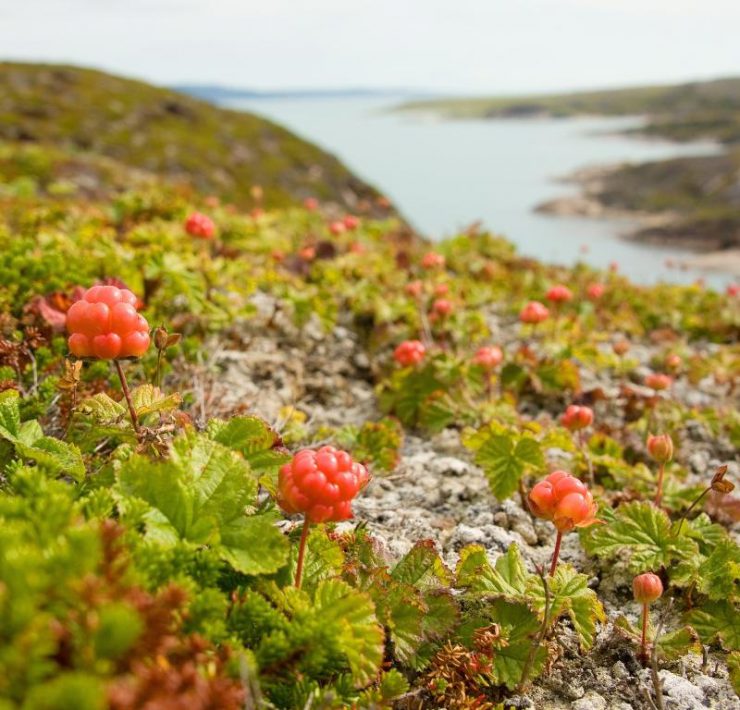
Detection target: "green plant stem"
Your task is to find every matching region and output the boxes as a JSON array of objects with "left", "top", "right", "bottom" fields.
[
  {"left": 155, "top": 349, "right": 163, "bottom": 388},
  {"left": 672, "top": 486, "right": 710, "bottom": 537},
  {"left": 654, "top": 462, "right": 665, "bottom": 507},
  {"left": 518, "top": 565, "right": 550, "bottom": 692},
  {"left": 294, "top": 518, "right": 311, "bottom": 589},
  {"left": 549, "top": 531, "right": 563, "bottom": 577},
  {"left": 640, "top": 602, "right": 650, "bottom": 663},
  {"left": 114, "top": 359, "right": 140, "bottom": 436}
]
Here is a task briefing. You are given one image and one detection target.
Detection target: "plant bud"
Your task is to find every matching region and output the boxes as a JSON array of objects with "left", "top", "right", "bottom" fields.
[
  {"left": 647, "top": 434, "right": 673, "bottom": 463},
  {"left": 632, "top": 572, "right": 663, "bottom": 604}
]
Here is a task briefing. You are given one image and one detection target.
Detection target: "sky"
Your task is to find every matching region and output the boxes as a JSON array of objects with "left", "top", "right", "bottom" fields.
[{"left": 1, "top": 0, "right": 738, "bottom": 95}]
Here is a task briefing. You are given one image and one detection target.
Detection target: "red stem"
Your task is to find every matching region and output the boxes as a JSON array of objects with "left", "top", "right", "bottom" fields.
[
  {"left": 114, "top": 359, "right": 140, "bottom": 435},
  {"left": 549, "top": 530, "right": 563, "bottom": 577},
  {"left": 294, "top": 518, "right": 311, "bottom": 588},
  {"left": 655, "top": 462, "right": 665, "bottom": 507},
  {"left": 640, "top": 602, "right": 650, "bottom": 663}
]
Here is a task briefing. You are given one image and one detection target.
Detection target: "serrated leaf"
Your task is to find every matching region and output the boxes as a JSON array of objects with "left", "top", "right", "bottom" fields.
[
  {"left": 456, "top": 544, "right": 528, "bottom": 598},
  {"left": 207, "top": 415, "right": 289, "bottom": 476},
  {"left": 583, "top": 501, "right": 698, "bottom": 576},
  {"left": 131, "top": 384, "right": 182, "bottom": 417},
  {"left": 728, "top": 651, "right": 740, "bottom": 695},
  {"left": 686, "top": 601, "right": 740, "bottom": 651},
  {"left": 472, "top": 432, "right": 544, "bottom": 500},
  {"left": 0, "top": 389, "right": 21, "bottom": 438},
  {"left": 697, "top": 538, "right": 740, "bottom": 601},
  {"left": 392, "top": 540, "right": 452, "bottom": 589},
  {"left": 219, "top": 512, "right": 289, "bottom": 575},
  {"left": 528, "top": 564, "right": 605, "bottom": 651},
  {"left": 657, "top": 626, "right": 702, "bottom": 661}
]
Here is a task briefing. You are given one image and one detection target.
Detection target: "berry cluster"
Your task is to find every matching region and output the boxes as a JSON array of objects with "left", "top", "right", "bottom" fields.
[
  {"left": 67, "top": 286, "right": 150, "bottom": 360},
  {"left": 277, "top": 446, "right": 370, "bottom": 523},
  {"left": 185, "top": 212, "right": 216, "bottom": 239},
  {"left": 394, "top": 340, "right": 426, "bottom": 366},
  {"left": 528, "top": 471, "right": 598, "bottom": 533}
]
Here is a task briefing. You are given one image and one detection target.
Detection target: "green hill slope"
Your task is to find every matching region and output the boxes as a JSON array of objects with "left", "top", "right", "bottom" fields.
[{"left": 0, "top": 62, "right": 382, "bottom": 210}]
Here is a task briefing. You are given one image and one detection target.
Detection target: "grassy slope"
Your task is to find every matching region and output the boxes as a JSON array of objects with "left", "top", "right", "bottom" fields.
[
  {"left": 0, "top": 62, "right": 382, "bottom": 211},
  {"left": 402, "top": 78, "right": 740, "bottom": 249}
]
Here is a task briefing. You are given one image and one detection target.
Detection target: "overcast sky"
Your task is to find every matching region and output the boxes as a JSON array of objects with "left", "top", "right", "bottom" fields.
[{"left": 1, "top": 0, "right": 738, "bottom": 94}]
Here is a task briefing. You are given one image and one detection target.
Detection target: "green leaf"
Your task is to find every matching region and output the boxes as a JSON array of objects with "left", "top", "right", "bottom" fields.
[
  {"left": 472, "top": 432, "right": 544, "bottom": 500},
  {"left": 489, "top": 600, "right": 545, "bottom": 690},
  {"left": 529, "top": 564, "right": 605, "bottom": 651},
  {"left": 219, "top": 512, "right": 290, "bottom": 575},
  {"left": 392, "top": 540, "right": 452, "bottom": 589},
  {"left": 686, "top": 601, "right": 740, "bottom": 651},
  {"left": 657, "top": 626, "right": 702, "bottom": 661},
  {"left": 131, "top": 384, "right": 182, "bottom": 417},
  {"left": 727, "top": 651, "right": 740, "bottom": 696},
  {"left": 0, "top": 390, "right": 85, "bottom": 479},
  {"left": 207, "top": 415, "right": 289, "bottom": 476},
  {"left": 456, "top": 544, "right": 528, "bottom": 598},
  {"left": 697, "top": 538, "right": 740, "bottom": 601},
  {"left": 583, "top": 501, "right": 698, "bottom": 576}
]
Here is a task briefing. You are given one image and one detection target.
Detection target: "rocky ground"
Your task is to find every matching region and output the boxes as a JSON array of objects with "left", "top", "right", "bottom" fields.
[{"left": 177, "top": 292, "right": 738, "bottom": 709}]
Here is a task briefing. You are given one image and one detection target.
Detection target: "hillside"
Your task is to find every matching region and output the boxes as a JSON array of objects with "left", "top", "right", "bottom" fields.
[
  {"left": 0, "top": 64, "right": 738, "bottom": 709},
  {"left": 0, "top": 63, "right": 384, "bottom": 211}
]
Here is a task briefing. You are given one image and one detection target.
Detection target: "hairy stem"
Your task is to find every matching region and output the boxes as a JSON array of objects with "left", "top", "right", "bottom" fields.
[
  {"left": 654, "top": 462, "right": 665, "bottom": 507},
  {"left": 549, "top": 530, "right": 563, "bottom": 577},
  {"left": 640, "top": 602, "right": 650, "bottom": 663},
  {"left": 294, "top": 518, "right": 311, "bottom": 589},
  {"left": 673, "top": 486, "right": 710, "bottom": 537},
  {"left": 114, "top": 359, "right": 140, "bottom": 436}
]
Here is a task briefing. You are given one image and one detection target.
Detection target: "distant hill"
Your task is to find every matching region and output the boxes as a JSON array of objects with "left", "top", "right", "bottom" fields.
[
  {"left": 0, "top": 62, "right": 384, "bottom": 210},
  {"left": 399, "top": 77, "right": 740, "bottom": 144}
]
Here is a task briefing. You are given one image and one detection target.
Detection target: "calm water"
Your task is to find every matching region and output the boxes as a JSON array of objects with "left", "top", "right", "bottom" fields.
[{"left": 225, "top": 96, "right": 727, "bottom": 287}]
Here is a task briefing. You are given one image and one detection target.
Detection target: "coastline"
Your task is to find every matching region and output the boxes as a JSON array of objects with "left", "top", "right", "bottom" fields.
[{"left": 535, "top": 164, "right": 740, "bottom": 276}]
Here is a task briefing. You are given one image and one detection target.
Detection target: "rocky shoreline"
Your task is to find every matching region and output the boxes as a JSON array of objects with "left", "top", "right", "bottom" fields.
[{"left": 535, "top": 164, "right": 740, "bottom": 276}]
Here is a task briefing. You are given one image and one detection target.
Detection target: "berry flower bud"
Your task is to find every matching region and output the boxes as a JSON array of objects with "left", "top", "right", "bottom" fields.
[
  {"left": 665, "top": 353, "right": 681, "bottom": 371},
  {"left": 472, "top": 345, "right": 503, "bottom": 370},
  {"left": 394, "top": 340, "right": 426, "bottom": 367},
  {"left": 185, "top": 212, "right": 216, "bottom": 239},
  {"left": 632, "top": 573, "right": 663, "bottom": 604},
  {"left": 561, "top": 405, "right": 594, "bottom": 431},
  {"left": 647, "top": 434, "right": 673, "bottom": 463},
  {"left": 519, "top": 301, "right": 549, "bottom": 324},
  {"left": 66, "top": 285, "right": 150, "bottom": 360},
  {"left": 277, "top": 446, "right": 370, "bottom": 524},
  {"left": 645, "top": 373, "right": 672, "bottom": 391},
  {"left": 421, "top": 252, "right": 445, "bottom": 270},
  {"left": 546, "top": 285, "right": 573, "bottom": 304},
  {"left": 586, "top": 283, "right": 605, "bottom": 300}
]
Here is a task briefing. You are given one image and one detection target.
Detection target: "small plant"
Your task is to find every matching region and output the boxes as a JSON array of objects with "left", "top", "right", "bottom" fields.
[
  {"left": 647, "top": 433, "right": 673, "bottom": 506},
  {"left": 528, "top": 471, "right": 599, "bottom": 575},
  {"left": 184, "top": 211, "right": 216, "bottom": 239},
  {"left": 561, "top": 404, "right": 595, "bottom": 482},
  {"left": 394, "top": 339, "right": 426, "bottom": 367},
  {"left": 277, "top": 446, "right": 370, "bottom": 587},
  {"left": 632, "top": 572, "right": 664, "bottom": 662},
  {"left": 66, "top": 285, "right": 151, "bottom": 434}
]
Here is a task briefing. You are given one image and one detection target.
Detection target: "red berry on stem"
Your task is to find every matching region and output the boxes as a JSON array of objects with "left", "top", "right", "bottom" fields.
[
  {"left": 472, "top": 345, "right": 503, "bottom": 370},
  {"left": 561, "top": 404, "right": 594, "bottom": 431},
  {"left": 633, "top": 572, "right": 663, "bottom": 604},
  {"left": 519, "top": 301, "right": 549, "bottom": 324},
  {"left": 394, "top": 340, "right": 426, "bottom": 367},
  {"left": 546, "top": 285, "right": 573, "bottom": 304},
  {"left": 421, "top": 252, "right": 445, "bottom": 270},
  {"left": 185, "top": 212, "right": 216, "bottom": 239}
]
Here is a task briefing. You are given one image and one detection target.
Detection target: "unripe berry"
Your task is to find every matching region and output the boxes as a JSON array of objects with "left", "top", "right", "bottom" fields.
[
  {"left": 394, "top": 340, "right": 426, "bottom": 367},
  {"left": 528, "top": 471, "right": 598, "bottom": 533},
  {"left": 665, "top": 353, "right": 681, "bottom": 371},
  {"left": 645, "top": 373, "right": 672, "bottom": 391},
  {"left": 519, "top": 301, "right": 549, "bottom": 324},
  {"left": 546, "top": 285, "right": 573, "bottom": 304},
  {"left": 472, "top": 345, "right": 503, "bottom": 370},
  {"left": 185, "top": 212, "right": 216, "bottom": 239},
  {"left": 586, "top": 283, "right": 605, "bottom": 300},
  {"left": 66, "top": 285, "right": 150, "bottom": 360},
  {"left": 632, "top": 572, "right": 663, "bottom": 604},
  {"left": 647, "top": 434, "right": 673, "bottom": 463},
  {"left": 405, "top": 280, "right": 423, "bottom": 298},
  {"left": 561, "top": 404, "right": 594, "bottom": 431},
  {"left": 421, "top": 252, "right": 445, "bottom": 270},
  {"left": 329, "top": 220, "right": 346, "bottom": 236},
  {"left": 277, "top": 446, "right": 370, "bottom": 523},
  {"left": 612, "top": 339, "right": 630, "bottom": 356}
]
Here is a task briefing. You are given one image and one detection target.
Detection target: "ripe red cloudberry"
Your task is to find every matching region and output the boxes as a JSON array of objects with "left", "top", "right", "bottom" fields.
[
  {"left": 67, "top": 285, "right": 150, "bottom": 360},
  {"left": 185, "top": 212, "right": 216, "bottom": 239},
  {"left": 546, "top": 285, "right": 573, "bottom": 303},
  {"left": 561, "top": 405, "right": 594, "bottom": 431},
  {"left": 394, "top": 340, "right": 426, "bottom": 367},
  {"left": 528, "top": 471, "right": 599, "bottom": 575},
  {"left": 519, "top": 301, "right": 549, "bottom": 324}
]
